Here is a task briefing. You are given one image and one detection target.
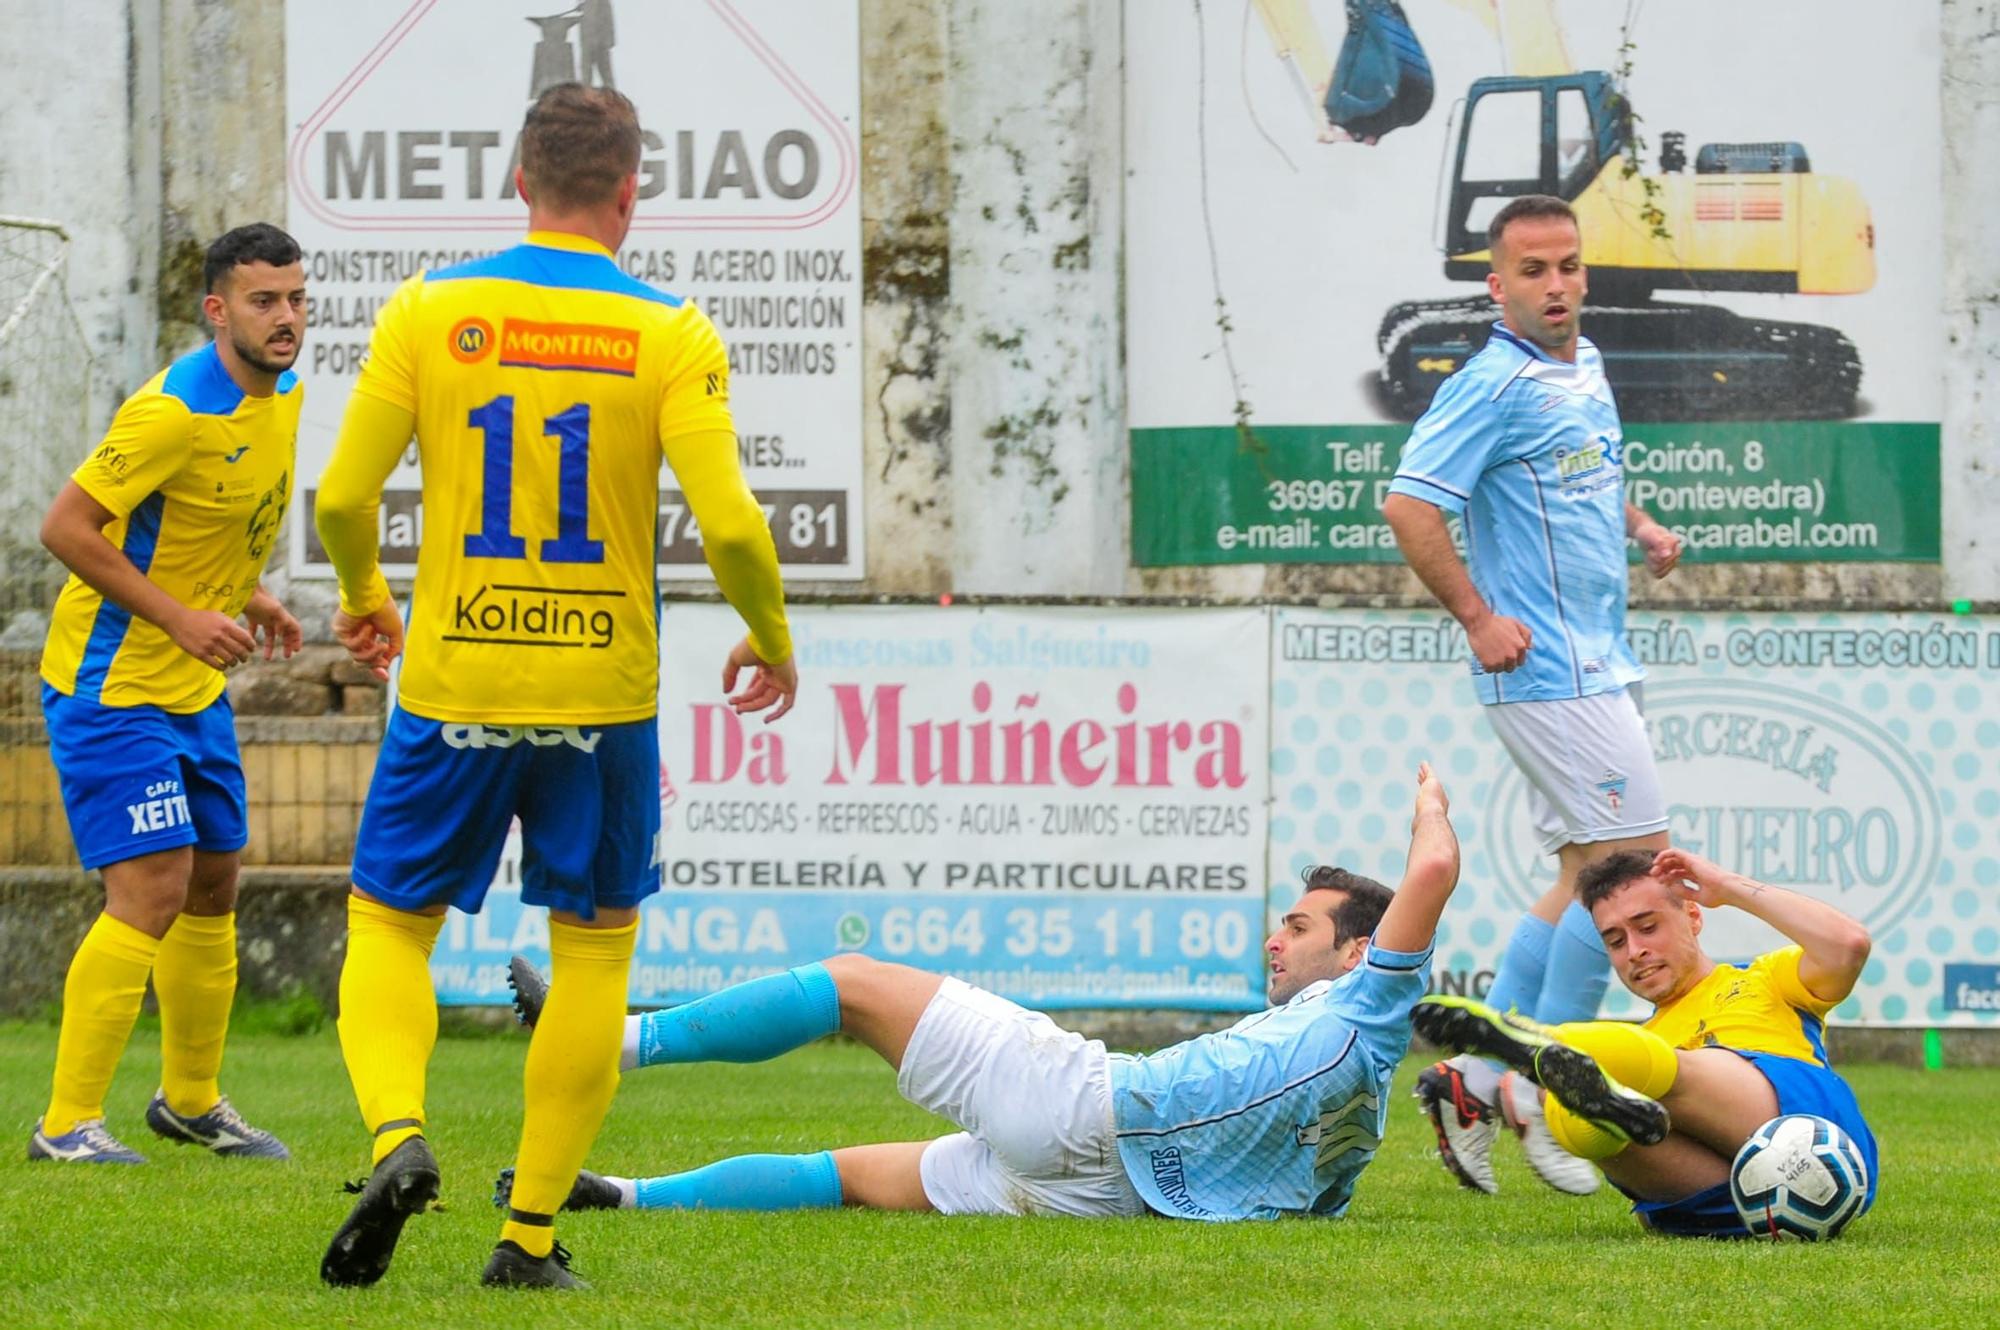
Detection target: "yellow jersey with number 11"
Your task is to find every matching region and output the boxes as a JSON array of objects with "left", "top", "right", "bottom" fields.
[{"left": 323, "top": 230, "right": 788, "bottom": 726}]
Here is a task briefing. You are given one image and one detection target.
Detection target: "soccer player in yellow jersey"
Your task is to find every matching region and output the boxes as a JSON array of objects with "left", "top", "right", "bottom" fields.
[
  {"left": 31, "top": 223, "right": 305, "bottom": 1165},
  {"left": 313, "top": 83, "right": 795, "bottom": 1291},
  {"left": 1415, "top": 846, "right": 1878, "bottom": 1237}
]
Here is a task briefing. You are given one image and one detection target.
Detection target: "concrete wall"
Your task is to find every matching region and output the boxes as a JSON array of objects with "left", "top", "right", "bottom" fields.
[{"left": 2, "top": 0, "right": 1993, "bottom": 606}]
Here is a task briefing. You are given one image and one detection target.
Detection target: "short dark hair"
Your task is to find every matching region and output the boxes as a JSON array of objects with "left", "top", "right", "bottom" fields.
[
  {"left": 1575, "top": 850, "right": 1662, "bottom": 912},
  {"left": 1302, "top": 865, "right": 1394, "bottom": 945},
  {"left": 1487, "top": 194, "right": 1579, "bottom": 257},
  {"left": 520, "top": 83, "right": 642, "bottom": 211},
  {"left": 204, "top": 223, "right": 302, "bottom": 293}
]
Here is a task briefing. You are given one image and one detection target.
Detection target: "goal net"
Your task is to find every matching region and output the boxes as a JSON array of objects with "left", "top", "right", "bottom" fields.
[{"left": 0, "top": 217, "right": 95, "bottom": 641}]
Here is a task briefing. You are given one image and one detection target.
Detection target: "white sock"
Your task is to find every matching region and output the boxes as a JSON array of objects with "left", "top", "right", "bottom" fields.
[
  {"left": 1455, "top": 1053, "right": 1502, "bottom": 1104},
  {"left": 609, "top": 1175, "right": 639, "bottom": 1208},
  {"left": 1502, "top": 1070, "right": 1543, "bottom": 1123},
  {"left": 619, "top": 1014, "right": 641, "bottom": 1072}
]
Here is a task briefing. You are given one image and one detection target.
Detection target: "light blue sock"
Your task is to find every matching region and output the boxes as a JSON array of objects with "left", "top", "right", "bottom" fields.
[
  {"left": 1483, "top": 914, "right": 1556, "bottom": 1017},
  {"left": 634, "top": 1151, "right": 843, "bottom": 1211},
  {"left": 1533, "top": 901, "right": 1611, "bottom": 1025},
  {"left": 636, "top": 963, "right": 840, "bottom": 1067}
]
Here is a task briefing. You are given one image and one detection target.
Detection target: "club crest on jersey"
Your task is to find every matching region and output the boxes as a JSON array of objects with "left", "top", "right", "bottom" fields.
[
  {"left": 1596, "top": 768, "right": 1627, "bottom": 813},
  {"left": 499, "top": 319, "right": 640, "bottom": 376},
  {"left": 448, "top": 317, "right": 495, "bottom": 363}
]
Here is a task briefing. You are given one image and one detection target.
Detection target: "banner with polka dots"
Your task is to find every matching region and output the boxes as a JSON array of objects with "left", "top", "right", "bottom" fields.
[{"left": 1269, "top": 608, "right": 2000, "bottom": 1028}]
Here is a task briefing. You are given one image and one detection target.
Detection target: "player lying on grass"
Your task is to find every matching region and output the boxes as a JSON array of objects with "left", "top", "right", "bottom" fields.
[
  {"left": 497, "top": 765, "right": 1459, "bottom": 1220},
  {"left": 1413, "top": 847, "right": 1878, "bottom": 1236}
]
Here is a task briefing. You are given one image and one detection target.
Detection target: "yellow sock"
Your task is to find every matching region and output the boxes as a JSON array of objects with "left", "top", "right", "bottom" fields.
[
  {"left": 45, "top": 914, "right": 161, "bottom": 1136},
  {"left": 501, "top": 918, "right": 638, "bottom": 1258},
  {"left": 154, "top": 912, "right": 238, "bottom": 1116},
  {"left": 336, "top": 894, "right": 444, "bottom": 1165},
  {"left": 1543, "top": 1020, "right": 1682, "bottom": 1161},
  {"left": 1552, "top": 1020, "right": 1681, "bottom": 1098}
]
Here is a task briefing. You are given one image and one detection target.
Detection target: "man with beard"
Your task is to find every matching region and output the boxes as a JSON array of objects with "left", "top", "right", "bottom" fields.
[
  {"left": 1382, "top": 194, "right": 1683, "bottom": 1199},
  {"left": 31, "top": 223, "right": 306, "bottom": 1165}
]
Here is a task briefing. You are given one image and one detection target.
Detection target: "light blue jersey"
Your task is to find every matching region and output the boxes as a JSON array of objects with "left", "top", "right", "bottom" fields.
[
  {"left": 1107, "top": 943, "right": 1430, "bottom": 1221},
  {"left": 1387, "top": 325, "right": 1642, "bottom": 704}
]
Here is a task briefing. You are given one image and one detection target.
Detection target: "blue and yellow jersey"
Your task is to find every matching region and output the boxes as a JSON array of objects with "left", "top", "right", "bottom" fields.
[
  {"left": 1645, "top": 946, "right": 1837, "bottom": 1067},
  {"left": 318, "top": 231, "right": 787, "bottom": 726},
  {"left": 40, "top": 342, "right": 299, "bottom": 713}
]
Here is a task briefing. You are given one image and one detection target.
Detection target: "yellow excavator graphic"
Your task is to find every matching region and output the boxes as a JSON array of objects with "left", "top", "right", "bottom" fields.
[{"left": 1250, "top": 0, "right": 1874, "bottom": 419}]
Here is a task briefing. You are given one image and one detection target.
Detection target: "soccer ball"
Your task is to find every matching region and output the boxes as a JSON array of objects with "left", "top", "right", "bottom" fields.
[{"left": 1728, "top": 1113, "right": 1869, "bottom": 1241}]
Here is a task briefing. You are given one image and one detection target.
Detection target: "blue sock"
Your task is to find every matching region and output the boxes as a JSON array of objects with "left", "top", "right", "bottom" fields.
[
  {"left": 1533, "top": 901, "right": 1611, "bottom": 1025},
  {"left": 634, "top": 1151, "right": 843, "bottom": 1211},
  {"left": 635, "top": 963, "right": 840, "bottom": 1067},
  {"left": 1483, "top": 914, "right": 1555, "bottom": 1017}
]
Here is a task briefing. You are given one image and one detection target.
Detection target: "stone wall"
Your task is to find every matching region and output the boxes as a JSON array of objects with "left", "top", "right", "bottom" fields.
[{"left": 1, "top": 649, "right": 380, "bottom": 869}]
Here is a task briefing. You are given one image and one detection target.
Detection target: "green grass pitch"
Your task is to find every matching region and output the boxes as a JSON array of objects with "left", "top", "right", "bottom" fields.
[{"left": 2, "top": 1019, "right": 1996, "bottom": 1328}]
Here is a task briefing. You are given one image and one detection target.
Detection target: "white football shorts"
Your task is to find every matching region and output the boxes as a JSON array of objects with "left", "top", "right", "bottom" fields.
[
  {"left": 901, "top": 978, "right": 1147, "bottom": 1218},
  {"left": 1483, "top": 684, "right": 1668, "bottom": 855}
]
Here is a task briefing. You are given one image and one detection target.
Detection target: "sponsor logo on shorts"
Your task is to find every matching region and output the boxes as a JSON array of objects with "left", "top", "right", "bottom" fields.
[
  {"left": 445, "top": 584, "right": 623, "bottom": 650},
  {"left": 440, "top": 723, "right": 604, "bottom": 754},
  {"left": 499, "top": 319, "right": 640, "bottom": 376},
  {"left": 1944, "top": 964, "right": 2000, "bottom": 1012},
  {"left": 128, "top": 779, "right": 190, "bottom": 835},
  {"left": 1596, "top": 767, "right": 1627, "bottom": 813},
  {"left": 448, "top": 317, "right": 495, "bottom": 363}
]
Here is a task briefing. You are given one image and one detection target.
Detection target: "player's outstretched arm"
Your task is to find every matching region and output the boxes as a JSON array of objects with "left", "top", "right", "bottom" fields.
[
  {"left": 41, "top": 481, "right": 256, "bottom": 670},
  {"left": 1372, "top": 762, "right": 1460, "bottom": 954},
  {"left": 1652, "top": 848, "right": 1871, "bottom": 1003}
]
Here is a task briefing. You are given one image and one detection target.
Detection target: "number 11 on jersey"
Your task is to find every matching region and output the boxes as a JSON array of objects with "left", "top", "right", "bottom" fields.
[{"left": 463, "top": 394, "right": 605, "bottom": 564}]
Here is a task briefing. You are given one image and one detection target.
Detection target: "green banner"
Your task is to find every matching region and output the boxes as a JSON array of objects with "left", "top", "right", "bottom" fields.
[{"left": 1131, "top": 423, "right": 1940, "bottom": 566}]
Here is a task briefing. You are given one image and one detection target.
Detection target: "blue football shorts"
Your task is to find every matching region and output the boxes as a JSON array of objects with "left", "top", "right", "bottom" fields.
[
  {"left": 351, "top": 708, "right": 662, "bottom": 920},
  {"left": 1627, "top": 1049, "right": 1879, "bottom": 1238},
  {"left": 42, "top": 683, "right": 248, "bottom": 870}
]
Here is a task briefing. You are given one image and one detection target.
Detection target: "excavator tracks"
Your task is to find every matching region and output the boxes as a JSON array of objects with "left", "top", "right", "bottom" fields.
[{"left": 1377, "top": 298, "right": 1862, "bottom": 421}]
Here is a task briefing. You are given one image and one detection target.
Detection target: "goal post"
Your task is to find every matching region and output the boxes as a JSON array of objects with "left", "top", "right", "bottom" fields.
[{"left": 0, "top": 216, "right": 96, "bottom": 640}]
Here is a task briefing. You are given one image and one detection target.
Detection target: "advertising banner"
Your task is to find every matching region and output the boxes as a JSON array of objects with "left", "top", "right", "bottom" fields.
[
  {"left": 284, "top": 0, "right": 864, "bottom": 579},
  {"left": 431, "top": 604, "right": 1272, "bottom": 1009},
  {"left": 1128, "top": 1, "right": 1942, "bottom": 565},
  {"left": 1270, "top": 608, "right": 2000, "bottom": 1028}
]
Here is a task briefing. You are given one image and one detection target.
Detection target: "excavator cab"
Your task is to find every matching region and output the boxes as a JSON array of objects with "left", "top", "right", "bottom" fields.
[{"left": 1441, "top": 71, "right": 1625, "bottom": 277}]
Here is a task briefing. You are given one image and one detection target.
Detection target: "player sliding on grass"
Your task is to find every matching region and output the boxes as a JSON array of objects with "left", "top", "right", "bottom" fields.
[
  {"left": 497, "top": 764, "right": 1458, "bottom": 1221},
  {"left": 1413, "top": 847, "right": 1878, "bottom": 1236}
]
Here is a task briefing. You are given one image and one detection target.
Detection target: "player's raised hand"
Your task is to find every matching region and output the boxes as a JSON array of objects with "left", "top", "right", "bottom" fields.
[
  {"left": 1635, "top": 521, "right": 1684, "bottom": 579},
  {"left": 243, "top": 587, "right": 302, "bottom": 660},
  {"left": 723, "top": 636, "right": 798, "bottom": 724},
  {"left": 170, "top": 607, "right": 258, "bottom": 671},
  {"left": 333, "top": 601, "right": 405, "bottom": 683},
  {"left": 1652, "top": 846, "right": 1737, "bottom": 908},
  {"left": 1465, "top": 611, "right": 1531, "bottom": 673},
  {"left": 1414, "top": 761, "right": 1449, "bottom": 818}
]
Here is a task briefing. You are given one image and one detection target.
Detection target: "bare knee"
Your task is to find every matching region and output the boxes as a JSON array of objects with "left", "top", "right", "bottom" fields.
[
  {"left": 183, "top": 851, "right": 241, "bottom": 917},
  {"left": 101, "top": 849, "right": 194, "bottom": 938},
  {"left": 817, "top": 955, "right": 944, "bottom": 1067}
]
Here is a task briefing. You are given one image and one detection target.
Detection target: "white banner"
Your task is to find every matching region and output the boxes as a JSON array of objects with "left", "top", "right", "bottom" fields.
[
  {"left": 284, "top": 0, "right": 864, "bottom": 579},
  {"left": 430, "top": 603, "right": 1272, "bottom": 1008},
  {"left": 1271, "top": 608, "right": 2000, "bottom": 1029}
]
